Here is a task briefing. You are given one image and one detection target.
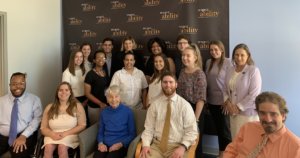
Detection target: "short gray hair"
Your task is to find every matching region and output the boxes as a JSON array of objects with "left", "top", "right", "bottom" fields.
[{"left": 105, "top": 85, "right": 121, "bottom": 96}]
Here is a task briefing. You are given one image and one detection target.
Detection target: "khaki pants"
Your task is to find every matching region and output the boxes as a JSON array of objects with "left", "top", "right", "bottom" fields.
[{"left": 146, "top": 139, "right": 188, "bottom": 158}]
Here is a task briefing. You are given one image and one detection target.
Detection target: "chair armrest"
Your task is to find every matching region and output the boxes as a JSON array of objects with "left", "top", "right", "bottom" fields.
[
  {"left": 78, "top": 123, "right": 98, "bottom": 158},
  {"left": 135, "top": 141, "right": 142, "bottom": 158},
  {"left": 126, "top": 134, "right": 141, "bottom": 158},
  {"left": 187, "top": 136, "right": 199, "bottom": 158}
]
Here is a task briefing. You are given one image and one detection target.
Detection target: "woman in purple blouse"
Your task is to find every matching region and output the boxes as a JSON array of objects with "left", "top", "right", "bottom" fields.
[{"left": 223, "top": 43, "right": 262, "bottom": 138}]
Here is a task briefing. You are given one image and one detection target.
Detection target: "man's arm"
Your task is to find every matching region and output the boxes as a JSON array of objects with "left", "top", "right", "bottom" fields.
[
  {"left": 21, "top": 96, "right": 42, "bottom": 137},
  {"left": 181, "top": 103, "right": 198, "bottom": 149}
]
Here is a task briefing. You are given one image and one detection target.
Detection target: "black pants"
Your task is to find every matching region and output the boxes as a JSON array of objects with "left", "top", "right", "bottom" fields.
[
  {"left": 189, "top": 102, "right": 204, "bottom": 158},
  {"left": 0, "top": 131, "right": 37, "bottom": 158},
  {"left": 208, "top": 104, "right": 232, "bottom": 151},
  {"left": 93, "top": 146, "right": 127, "bottom": 158}
]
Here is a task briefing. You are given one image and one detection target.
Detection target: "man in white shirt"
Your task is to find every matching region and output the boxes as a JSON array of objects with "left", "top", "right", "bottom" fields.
[
  {"left": 0, "top": 72, "right": 42, "bottom": 158},
  {"left": 140, "top": 72, "right": 198, "bottom": 158}
]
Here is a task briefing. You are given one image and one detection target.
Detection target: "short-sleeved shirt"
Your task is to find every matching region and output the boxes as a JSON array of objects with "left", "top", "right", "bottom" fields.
[
  {"left": 84, "top": 70, "right": 109, "bottom": 108},
  {"left": 177, "top": 69, "right": 207, "bottom": 106},
  {"left": 110, "top": 67, "right": 148, "bottom": 108}
]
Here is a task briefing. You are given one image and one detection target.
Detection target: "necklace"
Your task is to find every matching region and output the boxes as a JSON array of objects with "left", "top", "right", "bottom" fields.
[{"left": 94, "top": 68, "right": 106, "bottom": 77}]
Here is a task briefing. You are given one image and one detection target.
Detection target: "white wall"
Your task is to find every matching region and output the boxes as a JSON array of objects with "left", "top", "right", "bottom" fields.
[
  {"left": 230, "top": 0, "right": 300, "bottom": 135},
  {"left": 0, "top": 0, "right": 62, "bottom": 106},
  {"left": 204, "top": 0, "right": 300, "bottom": 154}
]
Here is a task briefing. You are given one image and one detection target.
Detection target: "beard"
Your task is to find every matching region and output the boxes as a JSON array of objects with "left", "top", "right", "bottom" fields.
[
  {"left": 162, "top": 87, "right": 176, "bottom": 96},
  {"left": 261, "top": 121, "right": 277, "bottom": 134}
]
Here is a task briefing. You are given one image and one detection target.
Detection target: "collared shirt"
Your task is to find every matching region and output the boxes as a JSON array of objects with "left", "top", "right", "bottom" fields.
[
  {"left": 224, "top": 121, "right": 300, "bottom": 158},
  {"left": 62, "top": 68, "right": 86, "bottom": 97},
  {"left": 141, "top": 93, "right": 198, "bottom": 148},
  {"left": 105, "top": 52, "right": 112, "bottom": 77},
  {"left": 0, "top": 92, "right": 42, "bottom": 137},
  {"left": 110, "top": 67, "right": 148, "bottom": 108}
]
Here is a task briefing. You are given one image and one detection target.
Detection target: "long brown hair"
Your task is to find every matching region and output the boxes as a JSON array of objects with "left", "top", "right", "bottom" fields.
[
  {"left": 150, "top": 54, "right": 170, "bottom": 84},
  {"left": 208, "top": 40, "right": 226, "bottom": 73},
  {"left": 47, "top": 82, "right": 78, "bottom": 119},
  {"left": 68, "top": 51, "right": 86, "bottom": 76}
]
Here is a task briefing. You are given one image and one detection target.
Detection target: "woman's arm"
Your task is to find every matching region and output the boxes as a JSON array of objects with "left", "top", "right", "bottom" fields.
[
  {"left": 84, "top": 83, "right": 107, "bottom": 108},
  {"left": 40, "top": 104, "right": 61, "bottom": 140}
]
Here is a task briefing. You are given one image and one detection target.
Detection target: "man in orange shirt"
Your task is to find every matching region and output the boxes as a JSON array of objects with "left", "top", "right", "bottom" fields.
[{"left": 224, "top": 91, "right": 300, "bottom": 158}]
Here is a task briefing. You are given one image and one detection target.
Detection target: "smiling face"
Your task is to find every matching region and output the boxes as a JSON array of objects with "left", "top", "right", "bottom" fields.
[
  {"left": 182, "top": 48, "right": 197, "bottom": 68},
  {"left": 74, "top": 51, "right": 84, "bottom": 66},
  {"left": 151, "top": 42, "right": 162, "bottom": 55},
  {"left": 93, "top": 52, "right": 106, "bottom": 67},
  {"left": 57, "top": 84, "right": 71, "bottom": 102},
  {"left": 102, "top": 40, "right": 113, "bottom": 54},
  {"left": 209, "top": 44, "right": 223, "bottom": 59},
  {"left": 10, "top": 75, "right": 26, "bottom": 97},
  {"left": 234, "top": 48, "right": 249, "bottom": 66},
  {"left": 154, "top": 55, "right": 165, "bottom": 72},
  {"left": 161, "top": 75, "right": 177, "bottom": 97},
  {"left": 258, "top": 102, "right": 286, "bottom": 134},
  {"left": 81, "top": 45, "right": 91, "bottom": 59},
  {"left": 106, "top": 91, "right": 121, "bottom": 109},
  {"left": 124, "top": 40, "right": 134, "bottom": 52},
  {"left": 123, "top": 53, "right": 135, "bottom": 70}
]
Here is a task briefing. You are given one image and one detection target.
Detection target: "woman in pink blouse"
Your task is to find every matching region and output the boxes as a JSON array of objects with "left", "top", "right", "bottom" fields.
[
  {"left": 223, "top": 43, "right": 262, "bottom": 138},
  {"left": 177, "top": 43, "right": 207, "bottom": 158}
]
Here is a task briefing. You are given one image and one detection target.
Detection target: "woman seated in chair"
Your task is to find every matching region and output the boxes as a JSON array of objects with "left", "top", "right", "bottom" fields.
[
  {"left": 94, "top": 85, "right": 136, "bottom": 158},
  {"left": 40, "top": 82, "right": 86, "bottom": 158}
]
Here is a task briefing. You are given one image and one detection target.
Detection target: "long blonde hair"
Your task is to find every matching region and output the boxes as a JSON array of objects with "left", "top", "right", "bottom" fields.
[{"left": 183, "top": 43, "right": 203, "bottom": 70}]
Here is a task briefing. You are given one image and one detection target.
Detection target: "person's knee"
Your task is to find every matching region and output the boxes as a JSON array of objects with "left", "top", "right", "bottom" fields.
[
  {"left": 57, "top": 144, "right": 68, "bottom": 156},
  {"left": 44, "top": 144, "right": 56, "bottom": 156}
]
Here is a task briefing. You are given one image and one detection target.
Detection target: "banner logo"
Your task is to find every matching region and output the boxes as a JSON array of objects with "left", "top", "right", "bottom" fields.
[
  {"left": 68, "top": 43, "right": 80, "bottom": 52},
  {"left": 179, "top": 0, "right": 195, "bottom": 4},
  {"left": 111, "top": 1, "right": 126, "bottom": 9},
  {"left": 160, "top": 11, "right": 178, "bottom": 20},
  {"left": 143, "top": 27, "right": 160, "bottom": 36},
  {"left": 96, "top": 42, "right": 103, "bottom": 50},
  {"left": 82, "top": 30, "right": 97, "bottom": 38},
  {"left": 111, "top": 28, "right": 128, "bottom": 36},
  {"left": 165, "top": 41, "right": 177, "bottom": 49},
  {"left": 127, "top": 14, "right": 144, "bottom": 22},
  {"left": 198, "top": 9, "right": 219, "bottom": 18},
  {"left": 179, "top": 25, "right": 198, "bottom": 34},
  {"left": 143, "top": 0, "right": 160, "bottom": 6},
  {"left": 197, "top": 41, "right": 210, "bottom": 50},
  {"left": 81, "top": 3, "right": 96, "bottom": 12},
  {"left": 68, "top": 17, "right": 82, "bottom": 25},
  {"left": 96, "top": 16, "right": 111, "bottom": 24}
]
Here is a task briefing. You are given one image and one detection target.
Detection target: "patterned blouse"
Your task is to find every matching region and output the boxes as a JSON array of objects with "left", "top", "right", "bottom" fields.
[{"left": 177, "top": 69, "right": 207, "bottom": 105}]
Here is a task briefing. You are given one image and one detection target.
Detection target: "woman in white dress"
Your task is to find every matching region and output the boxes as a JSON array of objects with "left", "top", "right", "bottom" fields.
[
  {"left": 146, "top": 53, "right": 170, "bottom": 108},
  {"left": 41, "top": 82, "right": 86, "bottom": 158}
]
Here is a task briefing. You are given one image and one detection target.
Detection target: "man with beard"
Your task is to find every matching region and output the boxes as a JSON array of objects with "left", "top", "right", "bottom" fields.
[
  {"left": 224, "top": 91, "right": 300, "bottom": 158},
  {"left": 140, "top": 72, "right": 198, "bottom": 158},
  {"left": 0, "top": 72, "right": 42, "bottom": 158}
]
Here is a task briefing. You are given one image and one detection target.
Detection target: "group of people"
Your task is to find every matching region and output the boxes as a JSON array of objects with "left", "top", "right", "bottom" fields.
[{"left": 0, "top": 34, "right": 299, "bottom": 158}]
